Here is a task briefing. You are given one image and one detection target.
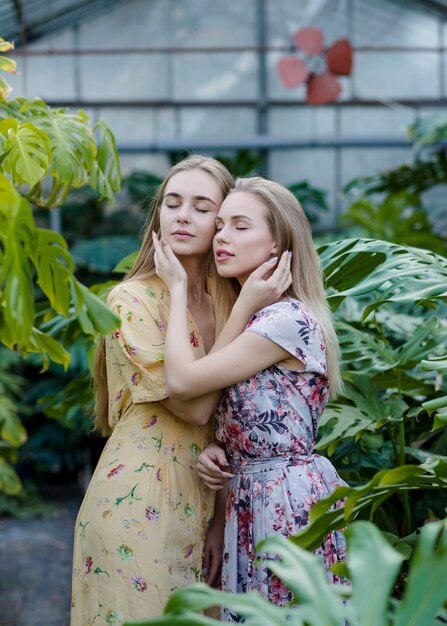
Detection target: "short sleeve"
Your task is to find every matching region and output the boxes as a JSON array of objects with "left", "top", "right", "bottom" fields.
[
  {"left": 245, "top": 300, "right": 327, "bottom": 374},
  {"left": 107, "top": 283, "right": 168, "bottom": 403}
]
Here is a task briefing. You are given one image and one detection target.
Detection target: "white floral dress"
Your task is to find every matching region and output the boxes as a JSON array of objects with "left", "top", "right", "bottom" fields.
[{"left": 215, "top": 300, "right": 346, "bottom": 622}]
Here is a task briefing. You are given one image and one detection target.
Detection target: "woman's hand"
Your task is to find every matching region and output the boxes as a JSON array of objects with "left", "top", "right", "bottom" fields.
[
  {"left": 235, "top": 250, "right": 292, "bottom": 318},
  {"left": 197, "top": 443, "right": 234, "bottom": 491},
  {"left": 202, "top": 514, "right": 225, "bottom": 587},
  {"left": 152, "top": 232, "right": 187, "bottom": 290}
]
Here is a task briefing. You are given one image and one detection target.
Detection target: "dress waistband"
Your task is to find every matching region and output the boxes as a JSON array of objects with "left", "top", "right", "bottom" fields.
[{"left": 229, "top": 454, "right": 313, "bottom": 475}]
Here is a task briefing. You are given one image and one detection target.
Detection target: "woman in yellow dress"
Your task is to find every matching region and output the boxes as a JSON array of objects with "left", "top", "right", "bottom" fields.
[
  {"left": 70, "top": 155, "right": 235, "bottom": 626},
  {"left": 70, "top": 156, "right": 290, "bottom": 626}
]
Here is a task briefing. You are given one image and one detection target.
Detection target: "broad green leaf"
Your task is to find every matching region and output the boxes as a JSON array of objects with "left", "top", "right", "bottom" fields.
[
  {"left": 113, "top": 250, "right": 138, "bottom": 274},
  {"left": 0, "top": 456, "right": 22, "bottom": 494},
  {"left": 0, "top": 185, "right": 36, "bottom": 346},
  {"left": 336, "top": 321, "right": 399, "bottom": 374},
  {"left": 346, "top": 521, "right": 404, "bottom": 626},
  {"left": 164, "top": 583, "right": 295, "bottom": 626},
  {"left": 257, "top": 534, "right": 346, "bottom": 626},
  {"left": 432, "top": 412, "right": 447, "bottom": 431},
  {"left": 29, "top": 328, "right": 71, "bottom": 370},
  {"left": 0, "top": 396, "right": 27, "bottom": 446},
  {"left": 0, "top": 39, "right": 14, "bottom": 53},
  {"left": 421, "top": 356, "right": 447, "bottom": 372},
  {"left": 90, "top": 120, "right": 122, "bottom": 202},
  {"left": 319, "top": 239, "right": 447, "bottom": 316},
  {"left": 0, "top": 75, "right": 12, "bottom": 100},
  {"left": 31, "top": 228, "right": 73, "bottom": 315},
  {"left": 317, "top": 404, "right": 376, "bottom": 453},
  {"left": 71, "top": 280, "right": 120, "bottom": 336},
  {"left": 291, "top": 461, "right": 447, "bottom": 552},
  {"left": 0, "top": 56, "right": 17, "bottom": 74},
  {"left": 2, "top": 122, "right": 51, "bottom": 187},
  {"left": 394, "top": 520, "right": 447, "bottom": 626},
  {"left": 24, "top": 100, "right": 97, "bottom": 188}
]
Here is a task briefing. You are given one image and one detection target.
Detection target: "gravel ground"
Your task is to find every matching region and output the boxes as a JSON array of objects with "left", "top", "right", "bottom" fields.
[{"left": 0, "top": 489, "right": 82, "bottom": 626}]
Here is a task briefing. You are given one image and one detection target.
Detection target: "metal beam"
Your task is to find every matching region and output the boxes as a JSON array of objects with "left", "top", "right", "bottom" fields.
[
  {"left": 37, "top": 98, "right": 447, "bottom": 108},
  {"left": 115, "top": 136, "right": 412, "bottom": 154}
]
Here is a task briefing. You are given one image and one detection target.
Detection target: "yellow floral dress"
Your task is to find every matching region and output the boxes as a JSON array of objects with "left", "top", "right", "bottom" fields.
[{"left": 70, "top": 277, "right": 215, "bottom": 626}]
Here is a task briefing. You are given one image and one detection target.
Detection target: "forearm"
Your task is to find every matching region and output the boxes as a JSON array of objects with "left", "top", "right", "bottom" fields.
[
  {"left": 210, "top": 299, "right": 253, "bottom": 353},
  {"left": 165, "top": 284, "right": 198, "bottom": 392},
  {"left": 210, "top": 484, "right": 227, "bottom": 529},
  {"left": 161, "top": 393, "right": 221, "bottom": 426}
]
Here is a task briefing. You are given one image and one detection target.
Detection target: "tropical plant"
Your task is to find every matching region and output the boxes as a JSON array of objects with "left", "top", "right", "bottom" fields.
[
  {"left": 126, "top": 519, "right": 447, "bottom": 626},
  {"left": 0, "top": 38, "right": 121, "bottom": 493}
]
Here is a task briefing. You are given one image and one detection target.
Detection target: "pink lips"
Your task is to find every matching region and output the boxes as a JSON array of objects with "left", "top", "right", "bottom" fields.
[
  {"left": 172, "top": 230, "right": 194, "bottom": 239},
  {"left": 215, "top": 248, "right": 234, "bottom": 262}
]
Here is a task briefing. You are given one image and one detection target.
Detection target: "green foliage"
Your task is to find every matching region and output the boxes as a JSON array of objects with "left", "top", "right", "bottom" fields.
[
  {"left": 0, "top": 39, "right": 121, "bottom": 493},
  {"left": 132, "top": 520, "right": 447, "bottom": 626},
  {"left": 342, "top": 191, "right": 446, "bottom": 255},
  {"left": 320, "top": 238, "right": 447, "bottom": 317},
  {"left": 287, "top": 180, "right": 329, "bottom": 224}
]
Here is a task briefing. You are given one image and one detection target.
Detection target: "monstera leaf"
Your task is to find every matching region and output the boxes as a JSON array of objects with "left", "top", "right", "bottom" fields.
[
  {"left": 319, "top": 238, "right": 447, "bottom": 317},
  {"left": 0, "top": 119, "right": 51, "bottom": 187},
  {"left": 129, "top": 520, "right": 447, "bottom": 626}
]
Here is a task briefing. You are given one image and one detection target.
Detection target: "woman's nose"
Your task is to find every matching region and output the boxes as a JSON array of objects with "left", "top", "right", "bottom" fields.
[
  {"left": 176, "top": 204, "right": 191, "bottom": 222},
  {"left": 215, "top": 228, "right": 229, "bottom": 243}
]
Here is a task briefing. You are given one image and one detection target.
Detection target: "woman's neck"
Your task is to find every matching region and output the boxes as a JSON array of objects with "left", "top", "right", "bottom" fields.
[{"left": 180, "top": 255, "right": 209, "bottom": 305}]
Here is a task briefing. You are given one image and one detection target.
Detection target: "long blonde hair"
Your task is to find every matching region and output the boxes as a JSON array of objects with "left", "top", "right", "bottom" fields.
[
  {"left": 94, "top": 155, "right": 234, "bottom": 435},
  {"left": 213, "top": 177, "right": 343, "bottom": 398}
]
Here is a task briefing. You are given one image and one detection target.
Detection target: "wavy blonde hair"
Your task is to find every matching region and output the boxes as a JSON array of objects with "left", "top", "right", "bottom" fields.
[
  {"left": 213, "top": 177, "right": 343, "bottom": 398},
  {"left": 94, "top": 155, "right": 234, "bottom": 436}
]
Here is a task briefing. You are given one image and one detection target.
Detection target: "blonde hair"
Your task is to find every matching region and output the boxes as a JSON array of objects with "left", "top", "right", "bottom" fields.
[
  {"left": 213, "top": 177, "right": 343, "bottom": 398},
  {"left": 94, "top": 155, "right": 234, "bottom": 435}
]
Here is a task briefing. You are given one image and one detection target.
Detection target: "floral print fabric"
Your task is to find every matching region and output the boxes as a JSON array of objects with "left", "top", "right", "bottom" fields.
[
  {"left": 70, "top": 278, "right": 214, "bottom": 626},
  {"left": 215, "top": 300, "right": 346, "bottom": 622}
]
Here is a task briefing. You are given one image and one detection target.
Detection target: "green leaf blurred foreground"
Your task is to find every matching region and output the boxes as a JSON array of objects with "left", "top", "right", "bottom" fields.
[{"left": 126, "top": 519, "right": 447, "bottom": 626}]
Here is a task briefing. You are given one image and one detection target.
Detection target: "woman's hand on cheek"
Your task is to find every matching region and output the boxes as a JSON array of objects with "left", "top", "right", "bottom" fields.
[
  {"left": 152, "top": 232, "right": 187, "bottom": 289},
  {"left": 235, "top": 250, "right": 292, "bottom": 316}
]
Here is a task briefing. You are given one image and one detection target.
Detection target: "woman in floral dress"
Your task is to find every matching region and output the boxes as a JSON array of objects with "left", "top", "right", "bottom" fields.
[{"left": 154, "top": 176, "right": 346, "bottom": 622}]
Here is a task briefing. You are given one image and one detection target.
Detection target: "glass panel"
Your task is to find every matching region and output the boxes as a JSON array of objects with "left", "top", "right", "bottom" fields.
[
  {"left": 341, "top": 147, "right": 413, "bottom": 188},
  {"left": 354, "top": 52, "right": 440, "bottom": 99},
  {"left": 97, "top": 108, "right": 176, "bottom": 143},
  {"left": 268, "top": 106, "right": 335, "bottom": 138},
  {"left": 179, "top": 107, "right": 256, "bottom": 138},
  {"left": 25, "top": 55, "right": 76, "bottom": 100},
  {"left": 340, "top": 106, "right": 415, "bottom": 138},
  {"left": 269, "top": 148, "right": 336, "bottom": 228},
  {"left": 173, "top": 52, "right": 258, "bottom": 101},
  {"left": 80, "top": 54, "right": 169, "bottom": 100},
  {"left": 119, "top": 153, "right": 171, "bottom": 177}
]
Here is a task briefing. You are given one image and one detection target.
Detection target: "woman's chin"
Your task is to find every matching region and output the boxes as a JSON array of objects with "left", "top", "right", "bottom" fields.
[{"left": 215, "top": 265, "right": 238, "bottom": 279}]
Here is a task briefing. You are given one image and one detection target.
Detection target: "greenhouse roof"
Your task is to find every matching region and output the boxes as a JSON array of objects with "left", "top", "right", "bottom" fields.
[
  {"left": 2, "top": 0, "right": 447, "bottom": 49},
  {"left": 1, "top": 0, "right": 122, "bottom": 46}
]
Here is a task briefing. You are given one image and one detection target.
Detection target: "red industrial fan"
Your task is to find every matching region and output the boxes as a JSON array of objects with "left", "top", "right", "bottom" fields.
[{"left": 277, "top": 27, "right": 353, "bottom": 104}]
